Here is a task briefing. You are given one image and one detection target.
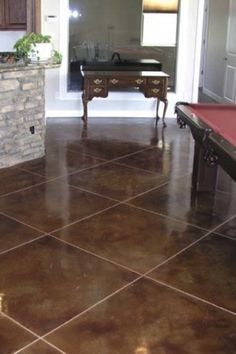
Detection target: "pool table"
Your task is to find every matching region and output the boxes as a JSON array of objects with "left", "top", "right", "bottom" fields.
[{"left": 175, "top": 102, "right": 236, "bottom": 192}]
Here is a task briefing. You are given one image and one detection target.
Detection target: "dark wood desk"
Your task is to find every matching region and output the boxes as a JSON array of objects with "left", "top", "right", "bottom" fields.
[{"left": 81, "top": 70, "right": 169, "bottom": 126}]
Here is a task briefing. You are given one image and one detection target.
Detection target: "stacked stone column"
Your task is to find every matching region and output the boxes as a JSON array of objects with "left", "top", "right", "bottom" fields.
[{"left": 0, "top": 66, "right": 45, "bottom": 168}]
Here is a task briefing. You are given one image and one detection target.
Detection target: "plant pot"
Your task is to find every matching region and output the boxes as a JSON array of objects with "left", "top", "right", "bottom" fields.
[{"left": 28, "top": 43, "right": 52, "bottom": 63}]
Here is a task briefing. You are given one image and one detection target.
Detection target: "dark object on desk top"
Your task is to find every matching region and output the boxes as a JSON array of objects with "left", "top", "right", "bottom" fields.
[{"left": 81, "top": 58, "right": 162, "bottom": 72}]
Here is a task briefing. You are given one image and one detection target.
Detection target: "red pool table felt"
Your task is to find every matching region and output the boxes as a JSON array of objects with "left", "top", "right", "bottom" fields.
[{"left": 186, "top": 104, "right": 236, "bottom": 147}]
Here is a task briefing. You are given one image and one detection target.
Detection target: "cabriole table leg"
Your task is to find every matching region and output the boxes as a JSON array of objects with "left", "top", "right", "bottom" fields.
[
  {"left": 156, "top": 98, "right": 168, "bottom": 128},
  {"left": 81, "top": 92, "right": 88, "bottom": 126}
]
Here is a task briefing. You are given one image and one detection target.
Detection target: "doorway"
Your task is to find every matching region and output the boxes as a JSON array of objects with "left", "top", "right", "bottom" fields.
[{"left": 200, "top": 0, "right": 229, "bottom": 102}]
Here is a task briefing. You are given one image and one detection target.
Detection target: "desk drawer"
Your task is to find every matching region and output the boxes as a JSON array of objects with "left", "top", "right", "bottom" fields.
[
  {"left": 146, "top": 87, "right": 165, "bottom": 97},
  {"left": 86, "top": 78, "right": 106, "bottom": 86},
  {"left": 147, "top": 77, "right": 166, "bottom": 87},
  {"left": 87, "top": 86, "right": 108, "bottom": 98},
  {"left": 108, "top": 77, "right": 146, "bottom": 87}
]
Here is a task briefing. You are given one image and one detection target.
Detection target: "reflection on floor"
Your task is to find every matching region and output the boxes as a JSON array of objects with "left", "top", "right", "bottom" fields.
[{"left": 0, "top": 117, "right": 235, "bottom": 353}]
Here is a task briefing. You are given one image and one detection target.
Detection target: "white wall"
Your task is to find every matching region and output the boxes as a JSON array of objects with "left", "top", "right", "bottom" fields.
[
  {"left": 0, "top": 31, "right": 26, "bottom": 51},
  {"left": 43, "top": 0, "right": 204, "bottom": 118}
]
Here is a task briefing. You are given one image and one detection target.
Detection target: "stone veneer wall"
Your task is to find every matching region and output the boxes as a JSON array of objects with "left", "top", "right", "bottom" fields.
[{"left": 0, "top": 65, "right": 45, "bottom": 169}]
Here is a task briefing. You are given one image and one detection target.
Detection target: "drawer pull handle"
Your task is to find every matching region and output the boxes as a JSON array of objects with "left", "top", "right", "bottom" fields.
[
  {"left": 135, "top": 79, "right": 144, "bottom": 84},
  {"left": 110, "top": 79, "right": 119, "bottom": 84},
  {"left": 93, "top": 88, "right": 102, "bottom": 93},
  {"left": 151, "top": 88, "right": 160, "bottom": 94},
  {"left": 152, "top": 80, "right": 160, "bottom": 85},
  {"left": 94, "top": 79, "right": 103, "bottom": 84}
]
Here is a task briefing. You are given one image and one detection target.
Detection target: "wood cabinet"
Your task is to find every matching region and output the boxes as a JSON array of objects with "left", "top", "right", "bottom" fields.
[{"left": 0, "top": 0, "right": 26, "bottom": 30}]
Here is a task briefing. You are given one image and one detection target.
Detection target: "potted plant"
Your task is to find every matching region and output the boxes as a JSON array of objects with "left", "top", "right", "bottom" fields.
[
  {"left": 52, "top": 49, "right": 63, "bottom": 64},
  {"left": 13, "top": 33, "right": 53, "bottom": 63}
]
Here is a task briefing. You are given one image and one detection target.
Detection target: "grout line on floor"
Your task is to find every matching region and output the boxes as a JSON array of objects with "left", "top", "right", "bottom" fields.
[
  {"left": 119, "top": 172, "right": 191, "bottom": 204},
  {"left": 123, "top": 201, "right": 211, "bottom": 233},
  {"left": 49, "top": 146, "right": 159, "bottom": 180},
  {"left": 0, "top": 312, "right": 41, "bottom": 340},
  {"left": 212, "top": 229, "right": 236, "bottom": 242},
  {"left": 16, "top": 166, "right": 49, "bottom": 179},
  {"left": 111, "top": 160, "right": 167, "bottom": 175},
  {"left": 0, "top": 234, "right": 47, "bottom": 256},
  {"left": 0, "top": 212, "right": 47, "bottom": 234},
  {"left": 0, "top": 179, "right": 50, "bottom": 199},
  {"left": 14, "top": 338, "right": 66, "bottom": 354},
  {"left": 47, "top": 159, "right": 113, "bottom": 179},
  {"left": 40, "top": 275, "right": 144, "bottom": 340},
  {"left": 142, "top": 213, "right": 236, "bottom": 276},
  {"left": 67, "top": 145, "right": 154, "bottom": 163},
  {"left": 55, "top": 181, "right": 122, "bottom": 203},
  {"left": 48, "top": 201, "right": 122, "bottom": 234},
  {"left": 0, "top": 158, "right": 114, "bottom": 199},
  {"left": 146, "top": 276, "right": 236, "bottom": 317},
  {"left": 48, "top": 233, "right": 142, "bottom": 277}
]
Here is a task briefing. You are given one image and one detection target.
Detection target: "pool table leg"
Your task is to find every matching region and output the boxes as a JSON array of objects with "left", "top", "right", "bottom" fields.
[{"left": 192, "top": 142, "right": 218, "bottom": 193}]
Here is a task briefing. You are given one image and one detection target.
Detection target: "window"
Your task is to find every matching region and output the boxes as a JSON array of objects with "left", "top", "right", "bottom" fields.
[
  {"left": 142, "top": 0, "right": 179, "bottom": 47},
  {"left": 142, "top": 13, "right": 177, "bottom": 46}
]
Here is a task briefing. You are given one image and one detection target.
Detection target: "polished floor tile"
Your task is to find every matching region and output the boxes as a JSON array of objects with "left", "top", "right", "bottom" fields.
[
  {"left": 0, "top": 214, "right": 43, "bottom": 253},
  {"left": 116, "top": 145, "right": 193, "bottom": 176},
  {"left": 129, "top": 177, "right": 236, "bottom": 229},
  {"left": 67, "top": 137, "right": 150, "bottom": 159},
  {"left": 59, "top": 163, "right": 168, "bottom": 201},
  {"left": 149, "top": 234, "right": 236, "bottom": 313},
  {"left": 0, "top": 315, "right": 36, "bottom": 354},
  {"left": 0, "top": 236, "right": 136, "bottom": 335},
  {"left": 215, "top": 217, "right": 236, "bottom": 239},
  {"left": 0, "top": 180, "right": 115, "bottom": 232},
  {"left": 18, "top": 150, "right": 105, "bottom": 179},
  {"left": 0, "top": 167, "right": 45, "bottom": 196},
  {"left": 0, "top": 117, "right": 235, "bottom": 353},
  {"left": 45, "top": 278, "right": 236, "bottom": 354},
  {"left": 53, "top": 204, "right": 206, "bottom": 273}
]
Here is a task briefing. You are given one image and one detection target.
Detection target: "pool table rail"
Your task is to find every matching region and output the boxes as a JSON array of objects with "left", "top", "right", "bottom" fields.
[{"left": 175, "top": 102, "right": 236, "bottom": 192}]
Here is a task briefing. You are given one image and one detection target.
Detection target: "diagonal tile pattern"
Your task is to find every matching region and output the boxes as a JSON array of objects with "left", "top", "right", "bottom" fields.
[
  {"left": 17, "top": 150, "right": 106, "bottom": 179},
  {"left": 58, "top": 162, "right": 169, "bottom": 201},
  {"left": 128, "top": 176, "right": 236, "bottom": 229},
  {"left": 45, "top": 279, "right": 236, "bottom": 354},
  {"left": 0, "top": 213, "right": 43, "bottom": 253},
  {"left": 18, "top": 340, "right": 62, "bottom": 353},
  {"left": 0, "top": 167, "right": 45, "bottom": 197},
  {"left": 52, "top": 204, "right": 206, "bottom": 273},
  {"left": 0, "top": 117, "right": 235, "bottom": 353},
  {"left": 0, "top": 236, "right": 136, "bottom": 335},
  {"left": 148, "top": 233, "right": 236, "bottom": 313},
  {"left": 0, "top": 180, "right": 115, "bottom": 232},
  {"left": 215, "top": 216, "right": 236, "bottom": 239}
]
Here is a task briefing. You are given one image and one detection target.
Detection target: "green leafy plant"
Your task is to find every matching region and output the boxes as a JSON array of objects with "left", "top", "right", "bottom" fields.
[
  {"left": 52, "top": 50, "right": 63, "bottom": 64},
  {"left": 13, "top": 33, "right": 52, "bottom": 59}
]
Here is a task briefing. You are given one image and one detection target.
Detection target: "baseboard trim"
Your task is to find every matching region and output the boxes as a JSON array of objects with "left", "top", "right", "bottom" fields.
[
  {"left": 201, "top": 88, "right": 222, "bottom": 103},
  {"left": 46, "top": 110, "right": 157, "bottom": 118}
]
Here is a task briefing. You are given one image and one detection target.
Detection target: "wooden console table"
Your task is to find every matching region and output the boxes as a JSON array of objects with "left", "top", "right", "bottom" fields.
[{"left": 81, "top": 70, "right": 169, "bottom": 126}]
